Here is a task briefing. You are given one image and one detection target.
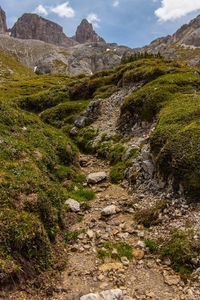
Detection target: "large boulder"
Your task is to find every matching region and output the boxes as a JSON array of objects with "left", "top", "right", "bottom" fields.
[{"left": 87, "top": 172, "right": 107, "bottom": 184}]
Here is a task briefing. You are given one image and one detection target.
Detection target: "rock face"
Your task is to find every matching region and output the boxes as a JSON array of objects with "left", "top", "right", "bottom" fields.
[
  {"left": 0, "top": 7, "right": 7, "bottom": 34},
  {"left": 172, "top": 14, "right": 200, "bottom": 47},
  {"left": 74, "top": 19, "right": 105, "bottom": 44},
  {"left": 11, "top": 13, "right": 77, "bottom": 47},
  {"left": 129, "top": 14, "right": 200, "bottom": 68}
]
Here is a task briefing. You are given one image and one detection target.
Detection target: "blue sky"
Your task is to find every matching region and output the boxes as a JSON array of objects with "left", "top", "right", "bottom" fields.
[{"left": 2, "top": 0, "right": 200, "bottom": 48}]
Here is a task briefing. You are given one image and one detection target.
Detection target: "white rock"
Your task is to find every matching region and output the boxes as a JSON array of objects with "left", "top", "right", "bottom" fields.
[
  {"left": 136, "top": 240, "right": 146, "bottom": 249},
  {"left": 100, "top": 289, "right": 123, "bottom": 299},
  {"left": 87, "top": 172, "right": 107, "bottom": 184},
  {"left": 101, "top": 205, "right": 120, "bottom": 216},
  {"left": 65, "top": 198, "right": 80, "bottom": 212},
  {"left": 80, "top": 294, "right": 100, "bottom": 300},
  {"left": 87, "top": 229, "right": 95, "bottom": 239},
  {"left": 80, "top": 289, "right": 123, "bottom": 300}
]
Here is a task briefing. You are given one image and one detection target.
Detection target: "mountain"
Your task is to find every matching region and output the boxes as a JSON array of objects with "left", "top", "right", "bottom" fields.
[
  {"left": 10, "top": 14, "right": 105, "bottom": 48},
  {"left": 11, "top": 13, "right": 77, "bottom": 47},
  {"left": 0, "top": 34, "right": 129, "bottom": 75},
  {"left": 135, "top": 14, "right": 200, "bottom": 68},
  {"left": 74, "top": 19, "right": 105, "bottom": 44},
  {"left": 0, "top": 6, "right": 7, "bottom": 33}
]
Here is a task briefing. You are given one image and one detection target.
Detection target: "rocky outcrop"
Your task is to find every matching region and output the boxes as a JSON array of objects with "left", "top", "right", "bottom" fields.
[
  {"left": 172, "top": 14, "right": 200, "bottom": 47},
  {"left": 11, "top": 13, "right": 77, "bottom": 47},
  {"left": 0, "top": 7, "right": 7, "bottom": 34},
  {"left": 0, "top": 34, "right": 128, "bottom": 75},
  {"left": 74, "top": 19, "right": 105, "bottom": 44}
]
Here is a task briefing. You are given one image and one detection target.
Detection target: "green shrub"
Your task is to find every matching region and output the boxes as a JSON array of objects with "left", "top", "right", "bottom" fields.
[
  {"left": 65, "top": 188, "right": 96, "bottom": 203},
  {"left": 161, "top": 230, "right": 200, "bottom": 275},
  {"left": 144, "top": 238, "right": 158, "bottom": 253},
  {"left": 134, "top": 199, "right": 168, "bottom": 228},
  {"left": 55, "top": 166, "right": 76, "bottom": 180},
  {"left": 109, "top": 144, "right": 125, "bottom": 165},
  {"left": 110, "top": 162, "right": 126, "bottom": 184},
  {"left": 74, "top": 127, "right": 98, "bottom": 153}
]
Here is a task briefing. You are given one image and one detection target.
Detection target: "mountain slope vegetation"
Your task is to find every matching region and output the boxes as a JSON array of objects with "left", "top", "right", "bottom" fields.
[{"left": 0, "top": 48, "right": 200, "bottom": 289}]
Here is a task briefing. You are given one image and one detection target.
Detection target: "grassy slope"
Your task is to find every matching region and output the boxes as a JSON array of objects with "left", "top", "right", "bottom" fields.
[
  {"left": 120, "top": 59, "right": 200, "bottom": 197},
  {"left": 1, "top": 49, "right": 200, "bottom": 285},
  {"left": 0, "top": 51, "right": 82, "bottom": 283}
]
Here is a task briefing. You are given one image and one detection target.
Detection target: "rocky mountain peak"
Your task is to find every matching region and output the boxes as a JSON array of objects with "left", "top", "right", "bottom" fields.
[
  {"left": 0, "top": 6, "right": 7, "bottom": 34},
  {"left": 10, "top": 13, "right": 77, "bottom": 47},
  {"left": 75, "top": 18, "right": 105, "bottom": 44}
]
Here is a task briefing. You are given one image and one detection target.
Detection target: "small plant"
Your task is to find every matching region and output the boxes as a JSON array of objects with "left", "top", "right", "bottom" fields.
[
  {"left": 134, "top": 198, "right": 168, "bottom": 228},
  {"left": 161, "top": 229, "right": 200, "bottom": 275},
  {"left": 144, "top": 238, "right": 158, "bottom": 253},
  {"left": 109, "top": 162, "right": 126, "bottom": 184},
  {"left": 74, "top": 127, "right": 98, "bottom": 154},
  {"left": 97, "top": 241, "right": 133, "bottom": 261},
  {"left": 65, "top": 188, "right": 96, "bottom": 203},
  {"left": 109, "top": 144, "right": 125, "bottom": 165},
  {"left": 65, "top": 229, "right": 85, "bottom": 244}
]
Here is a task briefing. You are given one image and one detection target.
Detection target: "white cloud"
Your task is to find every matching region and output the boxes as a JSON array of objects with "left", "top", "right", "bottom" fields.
[
  {"left": 113, "top": 0, "right": 120, "bottom": 7},
  {"left": 155, "top": 0, "right": 200, "bottom": 21},
  {"left": 34, "top": 5, "right": 48, "bottom": 16},
  {"left": 50, "top": 2, "right": 75, "bottom": 18},
  {"left": 87, "top": 13, "right": 100, "bottom": 28}
]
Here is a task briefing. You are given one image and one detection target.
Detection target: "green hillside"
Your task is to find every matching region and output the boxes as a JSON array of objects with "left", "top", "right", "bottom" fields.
[{"left": 1, "top": 49, "right": 200, "bottom": 287}]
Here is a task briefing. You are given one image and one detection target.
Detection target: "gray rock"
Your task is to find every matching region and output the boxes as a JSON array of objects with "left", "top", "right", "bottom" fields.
[
  {"left": 87, "top": 172, "right": 107, "bottom": 184},
  {"left": 101, "top": 205, "right": 120, "bottom": 216},
  {"left": 142, "top": 160, "right": 154, "bottom": 177},
  {"left": 70, "top": 127, "right": 78, "bottom": 135},
  {"left": 65, "top": 198, "right": 80, "bottom": 212},
  {"left": 74, "top": 116, "right": 86, "bottom": 128}
]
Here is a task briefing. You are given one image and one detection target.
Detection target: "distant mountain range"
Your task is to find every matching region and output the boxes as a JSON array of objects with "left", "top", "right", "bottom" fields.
[{"left": 1, "top": 6, "right": 200, "bottom": 75}]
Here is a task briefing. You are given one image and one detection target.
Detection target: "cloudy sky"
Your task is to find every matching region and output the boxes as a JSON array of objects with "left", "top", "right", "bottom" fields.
[{"left": 2, "top": 0, "right": 200, "bottom": 47}]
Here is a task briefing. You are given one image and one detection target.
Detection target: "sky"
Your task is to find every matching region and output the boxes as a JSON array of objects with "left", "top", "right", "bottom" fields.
[{"left": 2, "top": 0, "right": 200, "bottom": 48}]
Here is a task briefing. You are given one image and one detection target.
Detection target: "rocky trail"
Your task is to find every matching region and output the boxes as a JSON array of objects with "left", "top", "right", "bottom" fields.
[
  {"left": 50, "top": 153, "right": 199, "bottom": 300},
  {"left": 4, "top": 153, "right": 200, "bottom": 300}
]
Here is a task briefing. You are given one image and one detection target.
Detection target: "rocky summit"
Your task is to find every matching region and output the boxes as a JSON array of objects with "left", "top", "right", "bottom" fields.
[
  {"left": 0, "top": 6, "right": 7, "bottom": 34},
  {"left": 11, "top": 13, "right": 77, "bottom": 47},
  {"left": 74, "top": 19, "right": 105, "bottom": 44}
]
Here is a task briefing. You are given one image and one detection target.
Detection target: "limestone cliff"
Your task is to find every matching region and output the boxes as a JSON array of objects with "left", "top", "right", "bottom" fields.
[
  {"left": 11, "top": 13, "right": 77, "bottom": 47},
  {"left": 0, "top": 7, "right": 7, "bottom": 34}
]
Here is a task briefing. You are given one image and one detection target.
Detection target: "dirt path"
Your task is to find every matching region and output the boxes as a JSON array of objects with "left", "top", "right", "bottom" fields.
[{"left": 50, "top": 154, "right": 199, "bottom": 300}]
